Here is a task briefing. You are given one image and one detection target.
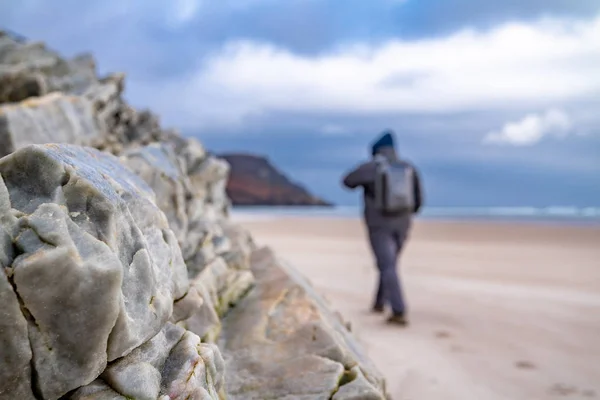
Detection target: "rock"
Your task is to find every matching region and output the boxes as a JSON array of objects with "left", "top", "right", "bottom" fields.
[
  {"left": 219, "top": 247, "right": 388, "bottom": 400},
  {"left": 197, "top": 257, "right": 254, "bottom": 318},
  {"left": 8, "top": 203, "right": 123, "bottom": 400},
  {"left": 160, "top": 332, "right": 225, "bottom": 400},
  {"left": 170, "top": 136, "right": 207, "bottom": 174},
  {"left": 332, "top": 366, "right": 387, "bottom": 400},
  {"left": 121, "top": 143, "right": 236, "bottom": 277},
  {"left": 219, "top": 220, "right": 256, "bottom": 260},
  {"left": 0, "top": 93, "right": 104, "bottom": 157},
  {"left": 174, "top": 282, "right": 221, "bottom": 343},
  {"left": 101, "top": 323, "right": 183, "bottom": 400},
  {"left": 174, "top": 256, "right": 254, "bottom": 344},
  {"left": 0, "top": 69, "right": 46, "bottom": 103},
  {"left": 69, "top": 380, "right": 126, "bottom": 400},
  {"left": 183, "top": 219, "right": 227, "bottom": 278},
  {"left": 186, "top": 153, "right": 230, "bottom": 220},
  {"left": 0, "top": 32, "right": 97, "bottom": 101},
  {"left": 220, "top": 153, "right": 332, "bottom": 206},
  {"left": 0, "top": 174, "right": 34, "bottom": 400},
  {"left": 83, "top": 76, "right": 167, "bottom": 155},
  {"left": 122, "top": 143, "right": 190, "bottom": 247},
  {"left": 0, "top": 235, "right": 35, "bottom": 400},
  {"left": 76, "top": 323, "right": 226, "bottom": 400},
  {"left": 0, "top": 144, "right": 189, "bottom": 399}
]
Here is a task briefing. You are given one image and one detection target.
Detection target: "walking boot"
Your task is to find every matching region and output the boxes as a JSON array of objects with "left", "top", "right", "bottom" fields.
[{"left": 387, "top": 313, "right": 408, "bottom": 326}]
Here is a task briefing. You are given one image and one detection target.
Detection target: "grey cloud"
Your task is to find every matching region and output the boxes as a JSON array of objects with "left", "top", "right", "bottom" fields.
[
  {"left": 378, "top": 71, "right": 431, "bottom": 89},
  {"left": 1, "top": 0, "right": 599, "bottom": 207}
]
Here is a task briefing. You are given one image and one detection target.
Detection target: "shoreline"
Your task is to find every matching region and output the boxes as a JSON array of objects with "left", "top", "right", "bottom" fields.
[{"left": 231, "top": 211, "right": 600, "bottom": 228}]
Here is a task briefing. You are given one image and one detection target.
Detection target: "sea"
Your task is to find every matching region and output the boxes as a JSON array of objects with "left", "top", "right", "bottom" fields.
[{"left": 231, "top": 206, "right": 600, "bottom": 226}]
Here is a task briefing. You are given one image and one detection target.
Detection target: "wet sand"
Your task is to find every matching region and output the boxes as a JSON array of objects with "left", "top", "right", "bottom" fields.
[{"left": 236, "top": 216, "right": 600, "bottom": 400}]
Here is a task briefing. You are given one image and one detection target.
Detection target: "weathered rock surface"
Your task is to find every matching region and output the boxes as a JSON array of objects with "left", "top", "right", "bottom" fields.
[
  {"left": 0, "top": 144, "right": 189, "bottom": 399},
  {"left": 0, "top": 32, "right": 389, "bottom": 400},
  {"left": 121, "top": 143, "right": 255, "bottom": 344},
  {"left": 0, "top": 93, "right": 104, "bottom": 157},
  {"left": 219, "top": 247, "right": 388, "bottom": 400},
  {"left": 99, "top": 323, "right": 225, "bottom": 400},
  {"left": 0, "top": 223, "right": 34, "bottom": 399},
  {"left": 0, "top": 32, "right": 97, "bottom": 103},
  {"left": 121, "top": 143, "right": 192, "bottom": 246}
]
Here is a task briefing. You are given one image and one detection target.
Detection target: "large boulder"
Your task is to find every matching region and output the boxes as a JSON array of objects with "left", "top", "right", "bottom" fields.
[
  {"left": 121, "top": 143, "right": 191, "bottom": 247},
  {"left": 98, "top": 323, "right": 225, "bottom": 400},
  {"left": 219, "top": 247, "right": 388, "bottom": 400},
  {"left": 0, "top": 144, "right": 189, "bottom": 399},
  {"left": 121, "top": 143, "right": 242, "bottom": 277},
  {"left": 0, "top": 93, "right": 105, "bottom": 157},
  {"left": 0, "top": 32, "right": 97, "bottom": 102},
  {"left": 120, "top": 143, "right": 255, "bottom": 344},
  {"left": 0, "top": 221, "right": 34, "bottom": 399},
  {"left": 173, "top": 257, "right": 254, "bottom": 343}
]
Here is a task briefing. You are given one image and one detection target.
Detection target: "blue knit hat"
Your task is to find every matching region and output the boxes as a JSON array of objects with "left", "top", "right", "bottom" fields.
[{"left": 371, "top": 130, "right": 395, "bottom": 155}]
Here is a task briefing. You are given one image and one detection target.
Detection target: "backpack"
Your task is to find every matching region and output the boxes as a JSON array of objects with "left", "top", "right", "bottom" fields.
[{"left": 373, "top": 156, "right": 415, "bottom": 214}]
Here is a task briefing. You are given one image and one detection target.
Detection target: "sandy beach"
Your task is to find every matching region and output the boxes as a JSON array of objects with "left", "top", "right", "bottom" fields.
[{"left": 236, "top": 216, "right": 600, "bottom": 400}]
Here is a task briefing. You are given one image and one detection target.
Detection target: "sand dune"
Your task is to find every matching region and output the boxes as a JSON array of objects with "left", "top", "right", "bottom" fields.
[{"left": 237, "top": 217, "right": 600, "bottom": 400}]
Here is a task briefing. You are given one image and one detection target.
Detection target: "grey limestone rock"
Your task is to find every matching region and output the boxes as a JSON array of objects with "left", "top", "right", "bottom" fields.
[
  {"left": 0, "top": 32, "right": 97, "bottom": 102},
  {"left": 0, "top": 93, "right": 105, "bottom": 158},
  {"left": 120, "top": 143, "right": 238, "bottom": 279},
  {"left": 170, "top": 137, "right": 229, "bottom": 221},
  {"left": 121, "top": 143, "right": 191, "bottom": 250},
  {"left": 69, "top": 380, "right": 126, "bottom": 400},
  {"left": 0, "top": 237, "right": 35, "bottom": 400},
  {"left": 186, "top": 156, "right": 231, "bottom": 220},
  {"left": 0, "top": 143, "right": 189, "bottom": 399},
  {"left": 0, "top": 178, "right": 35, "bottom": 400},
  {"left": 219, "top": 247, "right": 388, "bottom": 400},
  {"left": 120, "top": 142, "right": 254, "bottom": 348},
  {"left": 101, "top": 323, "right": 184, "bottom": 400},
  {"left": 73, "top": 323, "right": 226, "bottom": 400},
  {"left": 0, "top": 68, "right": 47, "bottom": 103},
  {"left": 160, "top": 331, "right": 225, "bottom": 400},
  {"left": 172, "top": 256, "right": 254, "bottom": 344}
]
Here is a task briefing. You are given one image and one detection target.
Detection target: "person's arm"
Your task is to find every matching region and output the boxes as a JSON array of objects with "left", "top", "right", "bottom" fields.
[
  {"left": 342, "top": 162, "right": 374, "bottom": 190},
  {"left": 412, "top": 167, "right": 423, "bottom": 213}
]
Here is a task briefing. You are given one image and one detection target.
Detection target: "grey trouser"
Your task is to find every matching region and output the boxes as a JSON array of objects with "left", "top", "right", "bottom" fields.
[{"left": 368, "top": 226, "right": 409, "bottom": 315}]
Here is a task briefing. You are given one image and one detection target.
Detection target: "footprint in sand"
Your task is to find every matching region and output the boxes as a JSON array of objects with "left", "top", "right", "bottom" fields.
[
  {"left": 550, "top": 383, "right": 578, "bottom": 396},
  {"left": 548, "top": 383, "right": 596, "bottom": 397},
  {"left": 450, "top": 344, "right": 465, "bottom": 353},
  {"left": 434, "top": 330, "right": 451, "bottom": 339},
  {"left": 515, "top": 360, "right": 536, "bottom": 370}
]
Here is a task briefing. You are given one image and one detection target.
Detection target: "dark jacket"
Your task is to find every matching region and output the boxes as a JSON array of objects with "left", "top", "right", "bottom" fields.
[{"left": 342, "top": 134, "right": 423, "bottom": 229}]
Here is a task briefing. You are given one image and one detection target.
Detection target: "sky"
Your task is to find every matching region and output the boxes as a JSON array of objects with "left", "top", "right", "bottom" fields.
[{"left": 1, "top": 0, "right": 599, "bottom": 207}]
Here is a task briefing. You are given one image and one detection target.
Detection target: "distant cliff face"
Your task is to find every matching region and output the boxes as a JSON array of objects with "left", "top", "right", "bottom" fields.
[{"left": 220, "top": 153, "right": 332, "bottom": 206}]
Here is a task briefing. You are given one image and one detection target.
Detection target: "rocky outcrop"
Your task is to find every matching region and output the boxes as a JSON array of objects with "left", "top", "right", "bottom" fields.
[
  {"left": 219, "top": 248, "right": 386, "bottom": 400},
  {"left": 0, "top": 31, "right": 97, "bottom": 103},
  {"left": 0, "top": 93, "right": 104, "bottom": 157},
  {"left": 0, "top": 144, "right": 191, "bottom": 399},
  {"left": 0, "top": 30, "right": 387, "bottom": 400},
  {"left": 220, "top": 153, "right": 332, "bottom": 206}
]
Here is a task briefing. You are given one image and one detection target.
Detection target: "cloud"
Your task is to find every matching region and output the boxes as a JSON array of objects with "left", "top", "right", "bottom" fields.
[
  {"left": 169, "top": 0, "right": 203, "bottom": 25},
  {"left": 320, "top": 124, "right": 350, "bottom": 136},
  {"left": 132, "top": 15, "right": 600, "bottom": 131},
  {"left": 484, "top": 109, "right": 572, "bottom": 146},
  {"left": 2, "top": 1, "right": 599, "bottom": 207}
]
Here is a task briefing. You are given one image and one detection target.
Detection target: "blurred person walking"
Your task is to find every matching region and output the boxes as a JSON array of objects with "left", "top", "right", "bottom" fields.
[{"left": 342, "top": 130, "right": 423, "bottom": 326}]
